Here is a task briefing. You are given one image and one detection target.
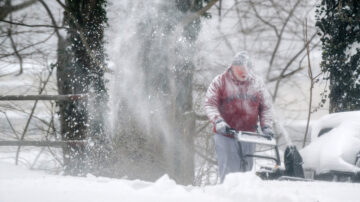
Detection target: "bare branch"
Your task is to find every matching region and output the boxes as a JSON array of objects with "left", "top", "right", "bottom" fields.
[
  {"left": 272, "top": 31, "right": 317, "bottom": 101},
  {"left": 196, "top": 121, "right": 210, "bottom": 134},
  {"left": 7, "top": 28, "right": 23, "bottom": 75},
  {"left": 15, "top": 65, "right": 55, "bottom": 165},
  {"left": 55, "top": 0, "right": 66, "bottom": 9},
  {"left": 218, "top": 28, "right": 236, "bottom": 55},
  {"left": 266, "top": 0, "right": 302, "bottom": 81},
  {"left": 0, "top": 19, "right": 66, "bottom": 29},
  {"left": 46, "top": 147, "right": 64, "bottom": 166},
  {"left": 249, "top": 0, "right": 279, "bottom": 36},
  {"left": 30, "top": 147, "right": 45, "bottom": 169},
  {"left": 0, "top": 31, "right": 55, "bottom": 59},
  {"left": 0, "top": 0, "right": 38, "bottom": 20},
  {"left": 0, "top": 111, "right": 19, "bottom": 139},
  {"left": 303, "top": 18, "right": 313, "bottom": 148},
  {"left": 38, "top": 0, "right": 63, "bottom": 39},
  {"left": 194, "top": 148, "right": 217, "bottom": 165},
  {"left": 182, "top": 0, "right": 220, "bottom": 27},
  {"left": 195, "top": 113, "right": 208, "bottom": 121}
]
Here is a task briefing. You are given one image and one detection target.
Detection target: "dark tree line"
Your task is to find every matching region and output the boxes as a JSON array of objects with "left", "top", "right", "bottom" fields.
[{"left": 316, "top": 0, "right": 360, "bottom": 113}]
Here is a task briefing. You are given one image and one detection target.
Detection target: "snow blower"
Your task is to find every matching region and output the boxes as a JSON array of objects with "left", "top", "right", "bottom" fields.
[{"left": 227, "top": 128, "right": 309, "bottom": 181}]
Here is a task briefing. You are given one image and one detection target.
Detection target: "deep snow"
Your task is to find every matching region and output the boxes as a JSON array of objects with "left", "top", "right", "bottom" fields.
[{"left": 1, "top": 161, "right": 360, "bottom": 202}]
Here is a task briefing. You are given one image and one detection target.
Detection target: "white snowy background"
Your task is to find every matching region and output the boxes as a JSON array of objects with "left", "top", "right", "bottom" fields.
[{"left": 1, "top": 0, "right": 360, "bottom": 201}]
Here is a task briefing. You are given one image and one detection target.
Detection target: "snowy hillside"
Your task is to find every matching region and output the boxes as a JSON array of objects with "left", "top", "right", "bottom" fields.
[{"left": 1, "top": 161, "right": 359, "bottom": 202}]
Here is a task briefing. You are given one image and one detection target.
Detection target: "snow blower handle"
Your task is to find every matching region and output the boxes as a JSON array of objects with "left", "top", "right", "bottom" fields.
[
  {"left": 226, "top": 128, "right": 238, "bottom": 136},
  {"left": 241, "top": 131, "right": 274, "bottom": 140},
  {"left": 227, "top": 128, "right": 277, "bottom": 146},
  {"left": 226, "top": 128, "right": 271, "bottom": 139}
]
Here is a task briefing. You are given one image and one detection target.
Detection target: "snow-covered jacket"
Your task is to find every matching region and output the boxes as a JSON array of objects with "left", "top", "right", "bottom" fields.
[{"left": 204, "top": 68, "right": 273, "bottom": 134}]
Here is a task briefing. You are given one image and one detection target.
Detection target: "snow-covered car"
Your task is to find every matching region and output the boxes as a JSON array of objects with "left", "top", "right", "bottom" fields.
[{"left": 300, "top": 111, "right": 360, "bottom": 181}]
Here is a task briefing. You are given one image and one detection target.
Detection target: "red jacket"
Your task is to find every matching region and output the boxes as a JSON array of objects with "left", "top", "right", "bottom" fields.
[{"left": 204, "top": 68, "right": 273, "bottom": 133}]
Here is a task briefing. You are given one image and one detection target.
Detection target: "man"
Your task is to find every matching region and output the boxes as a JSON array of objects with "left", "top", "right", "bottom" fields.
[{"left": 204, "top": 51, "right": 274, "bottom": 183}]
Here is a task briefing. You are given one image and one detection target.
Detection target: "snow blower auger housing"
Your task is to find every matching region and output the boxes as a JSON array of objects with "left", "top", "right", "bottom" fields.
[{"left": 227, "top": 129, "right": 307, "bottom": 181}]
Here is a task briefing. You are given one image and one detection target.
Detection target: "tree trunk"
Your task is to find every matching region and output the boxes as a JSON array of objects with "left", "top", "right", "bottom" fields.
[
  {"left": 113, "top": 0, "right": 205, "bottom": 185},
  {"left": 57, "top": 0, "right": 108, "bottom": 175},
  {"left": 57, "top": 34, "right": 86, "bottom": 175}
]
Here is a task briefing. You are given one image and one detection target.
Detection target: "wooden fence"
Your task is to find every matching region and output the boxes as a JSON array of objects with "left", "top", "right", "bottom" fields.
[{"left": 0, "top": 94, "right": 88, "bottom": 148}]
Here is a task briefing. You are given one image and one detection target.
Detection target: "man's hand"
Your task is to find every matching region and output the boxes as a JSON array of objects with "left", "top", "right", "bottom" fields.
[
  {"left": 262, "top": 127, "right": 274, "bottom": 140},
  {"left": 215, "top": 119, "right": 230, "bottom": 135}
]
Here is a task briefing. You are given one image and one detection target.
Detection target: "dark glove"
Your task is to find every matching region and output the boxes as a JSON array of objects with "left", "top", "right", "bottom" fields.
[
  {"left": 262, "top": 127, "right": 274, "bottom": 140},
  {"left": 215, "top": 119, "right": 230, "bottom": 135}
]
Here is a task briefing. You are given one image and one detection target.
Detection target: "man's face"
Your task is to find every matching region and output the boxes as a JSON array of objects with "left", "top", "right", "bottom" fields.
[{"left": 231, "top": 65, "right": 248, "bottom": 81}]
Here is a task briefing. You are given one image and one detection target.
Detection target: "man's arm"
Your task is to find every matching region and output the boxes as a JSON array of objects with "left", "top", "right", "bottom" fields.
[
  {"left": 204, "top": 75, "right": 223, "bottom": 124},
  {"left": 205, "top": 75, "right": 231, "bottom": 135}
]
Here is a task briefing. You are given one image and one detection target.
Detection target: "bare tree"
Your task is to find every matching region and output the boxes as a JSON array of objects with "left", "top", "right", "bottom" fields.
[{"left": 0, "top": 0, "right": 39, "bottom": 20}]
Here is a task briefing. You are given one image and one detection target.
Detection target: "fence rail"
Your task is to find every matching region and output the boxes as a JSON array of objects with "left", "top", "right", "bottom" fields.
[
  {"left": 0, "top": 94, "right": 88, "bottom": 101},
  {"left": 0, "top": 140, "right": 87, "bottom": 147},
  {"left": 0, "top": 94, "right": 88, "bottom": 148}
]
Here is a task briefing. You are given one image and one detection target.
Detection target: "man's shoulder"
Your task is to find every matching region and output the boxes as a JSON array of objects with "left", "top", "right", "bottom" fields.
[
  {"left": 216, "top": 68, "right": 231, "bottom": 80},
  {"left": 211, "top": 71, "right": 228, "bottom": 86},
  {"left": 214, "top": 73, "right": 224, "bottom": 81}
]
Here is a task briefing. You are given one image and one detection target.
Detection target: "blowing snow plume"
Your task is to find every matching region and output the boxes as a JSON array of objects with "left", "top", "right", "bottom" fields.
[{"left": 107, "top": 1, "right": 202, "bottom": 184}]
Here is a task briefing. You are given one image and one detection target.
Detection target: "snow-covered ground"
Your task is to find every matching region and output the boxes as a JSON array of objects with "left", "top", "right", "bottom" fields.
[{"left": 1, "top": 160, "right": 359, "bottom": 202}]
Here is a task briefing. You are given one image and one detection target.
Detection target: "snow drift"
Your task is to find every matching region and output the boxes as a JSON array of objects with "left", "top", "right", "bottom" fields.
[
  {"left": 1, "top": 161, "right": 360, "bottom": 202},
  {"left": 300, "top": 111, "right": 360, "bottom": 174}
]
